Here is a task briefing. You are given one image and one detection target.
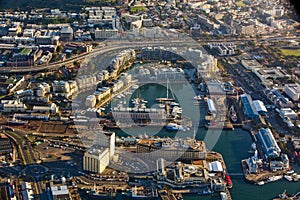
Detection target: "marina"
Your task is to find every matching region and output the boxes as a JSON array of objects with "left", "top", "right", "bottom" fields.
[{"left": 102, "top": 79, "right": 193, "bottom": 131}]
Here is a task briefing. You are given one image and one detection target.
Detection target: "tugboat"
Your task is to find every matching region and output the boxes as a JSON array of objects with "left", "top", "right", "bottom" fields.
[{"left": 225, "top": 174, "right": 233, "bottom": 189}]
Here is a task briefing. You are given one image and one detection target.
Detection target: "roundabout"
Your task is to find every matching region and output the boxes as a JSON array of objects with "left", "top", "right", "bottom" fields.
[{"left": 23, "top": 165, "right": 48, "bottom": 177}]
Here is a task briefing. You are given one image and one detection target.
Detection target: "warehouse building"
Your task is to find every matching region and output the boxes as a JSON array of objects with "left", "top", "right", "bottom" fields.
[{"left": 255, "top": 128, "right": 281, "bottom": 160}]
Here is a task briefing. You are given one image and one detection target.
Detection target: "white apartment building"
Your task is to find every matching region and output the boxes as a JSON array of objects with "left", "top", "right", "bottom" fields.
[
  {"left": 94, "top": 29, "right": 118, "bottom": 40},
  {"left": 76, "top": 75, "right": 97, "bottom": 90},
  {"left": 1, "top": 99, "right": 27, "bottom": 113},
  {"left": 284, "top": 84, "right": 300, "bottom": 102},
  {"left": 32, "top": 103, "right": 58, "bottom": 114},
  {"left": 52, "top": 80, "right": 78, "bottom": 98}
]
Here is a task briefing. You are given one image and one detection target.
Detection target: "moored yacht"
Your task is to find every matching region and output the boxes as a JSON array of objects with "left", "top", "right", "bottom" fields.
[
  {"left": 165, "top": 123, "right": 184, "bottom": 131},
  {"left": 284, "top": 175, "right": 293, "bottom": 182},
  {"left": 256, "top": 181, "right": 265, "bottom": 186},
  {"left": 220, "top": 192, "right": 228, "bottom": 200},
  {"left": 267, "top": 175, "right": 283, "bottom": 183}
]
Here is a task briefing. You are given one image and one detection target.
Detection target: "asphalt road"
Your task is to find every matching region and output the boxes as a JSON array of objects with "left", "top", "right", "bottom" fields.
[{"left": 3, "top": 127, "right": 46, "bottom": 200}]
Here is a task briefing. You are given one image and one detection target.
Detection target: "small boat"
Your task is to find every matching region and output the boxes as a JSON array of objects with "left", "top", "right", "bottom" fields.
[
  {"left": 229, "top": 105, "right": 238, "bottom": 122},
  {"left": 284, "top": 175, "right": 293, "bottom": 182},
  {"left": 170, "top": 102, "right": 180, "bottom": 106},
  {"left": 131, "top": 98, "right": 147, "bottom": 108},
  {"left": 158, "top": 104, "right": 165, "bottom": 108},
  {"left": 165, "top": 123, "right": 184, "bottom": 131},
  {"left": 132, "top": 85, "right": 139, "bottom": 90},
  {"left": 220, "top": 192, "right": 228, "bottom": 200},
  {"left": 193, "top": 95, "right": 202, "bottom": 101},
  {"left": 267, "top": 175, "right": 283, "bottom": 183},
  {"left": 156, "top": 97, "right": 174, "bottom": 102},
  {"left": 249, "top": 143, "right": 257, "bottom": 154},
  {"left": 256, "top": 181, "right": 265, "bottom": 185},
  {"left": 286, "top": 170, "right": 294, "bottom": 175},
  {"left": 292, "top": 173, "right": 299, "bottom": 182}
]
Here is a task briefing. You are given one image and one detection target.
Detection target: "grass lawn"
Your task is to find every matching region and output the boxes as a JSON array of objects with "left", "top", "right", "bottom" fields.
[
  {"left": 235, "top": 1, "right": 246, "bottom": 7},
  {"left": 280, "top": 49, "right": 300, "bottom": 57},
  {"left": 130, "top": 6, "right": 146, "bottom": 13},
  {"left": 20, "top": 48, "right": 31, "bottom": 55}
]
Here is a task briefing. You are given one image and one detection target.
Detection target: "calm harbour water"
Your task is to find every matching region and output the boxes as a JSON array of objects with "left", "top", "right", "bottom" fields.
[{"left": 110, "top": 83, "right": 300, "bottom": 200}]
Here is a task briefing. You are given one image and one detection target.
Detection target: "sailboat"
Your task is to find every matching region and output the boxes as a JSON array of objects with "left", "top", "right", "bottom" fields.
[{"left": 156, "top": 79, "right": 175, "bottom": 103}]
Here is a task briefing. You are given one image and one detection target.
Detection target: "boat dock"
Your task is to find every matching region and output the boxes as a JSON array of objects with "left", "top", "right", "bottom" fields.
[
  {"left": 241, "top": 159, "right": 286, "bottom": 183},
  {"left": 158, "top": 190, "right": 178, "bottom": 200},
  {"left": 224, "top": 188, "right": 232, "bottom": 200}
]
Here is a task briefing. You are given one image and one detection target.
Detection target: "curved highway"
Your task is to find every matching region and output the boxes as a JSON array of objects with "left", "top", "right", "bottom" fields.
[{"left": 0, "top": 39, "right": 198, "bottom": 73}]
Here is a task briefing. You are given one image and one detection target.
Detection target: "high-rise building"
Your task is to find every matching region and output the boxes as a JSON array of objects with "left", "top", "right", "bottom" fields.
[
  {"left": 83, "top": 148, "right": 109, "bottom": 174},
  {"left": 284, "top": 84, "right": 300, "bottom": 102},
  {"left": 94, "top": 131, "right": 115, "bottom": 158}
]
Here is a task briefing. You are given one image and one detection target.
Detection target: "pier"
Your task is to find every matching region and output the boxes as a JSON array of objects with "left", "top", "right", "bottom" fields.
[
  {"left": 224, "top": 188, "right": 233, "bottom": 200},
  {"left": 158, "top": 190, "right": 178, "bottom": 200}
]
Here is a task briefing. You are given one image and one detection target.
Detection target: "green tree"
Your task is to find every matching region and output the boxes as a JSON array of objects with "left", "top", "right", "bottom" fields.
[{"left": 57, "top": 45, "right": 64, "bottom": 53}]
